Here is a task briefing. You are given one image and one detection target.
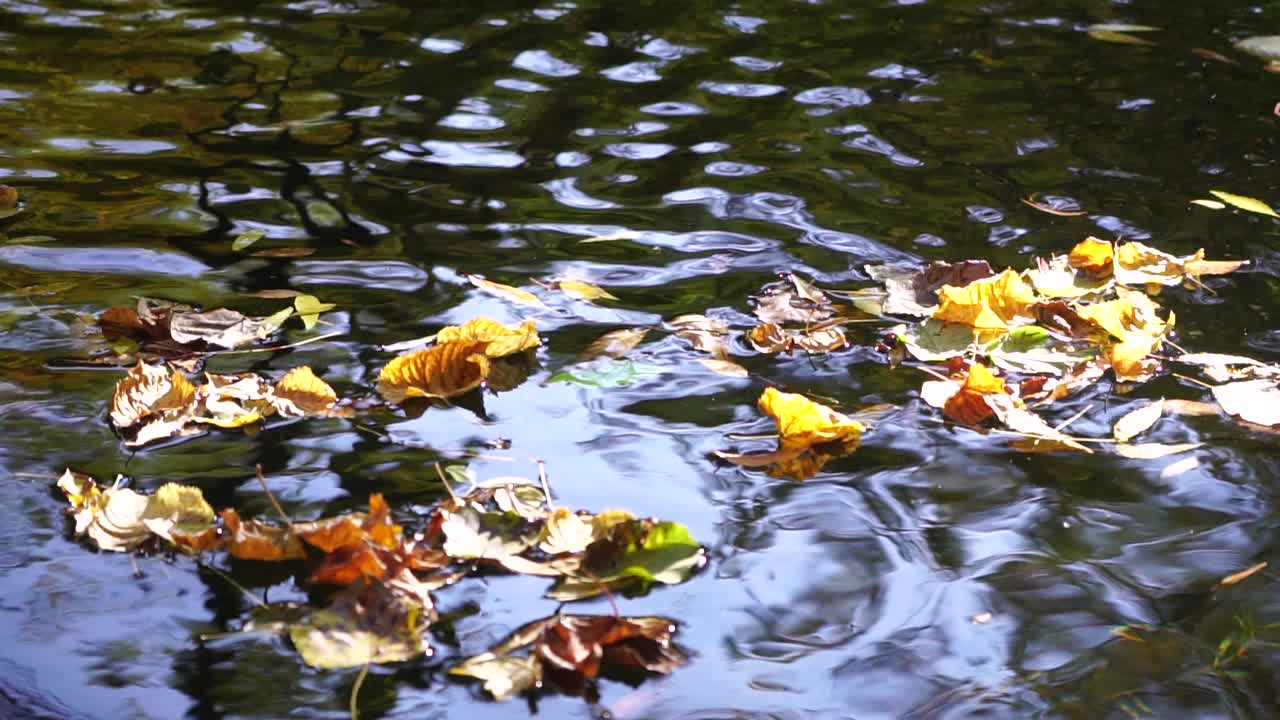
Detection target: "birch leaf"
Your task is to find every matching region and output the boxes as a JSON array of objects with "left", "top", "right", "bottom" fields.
[{"left": 293, "top": 295, "right": 335, "bottom": 330}]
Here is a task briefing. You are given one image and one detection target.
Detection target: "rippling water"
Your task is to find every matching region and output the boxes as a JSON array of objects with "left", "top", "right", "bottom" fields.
[{"left": 2, "top": 0, "right": 1280, "bottom": 718}]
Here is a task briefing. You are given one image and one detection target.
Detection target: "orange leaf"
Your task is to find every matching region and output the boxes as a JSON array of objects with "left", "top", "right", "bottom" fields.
[
  {"left": 377, "top": 341, "right": 491, "bottom": 403},
  {"left": 942, "top": 363, "right": 1006, "bottom": 425},
  {"left": 221, "top": 509, "right": 306, "bottom": 561}
]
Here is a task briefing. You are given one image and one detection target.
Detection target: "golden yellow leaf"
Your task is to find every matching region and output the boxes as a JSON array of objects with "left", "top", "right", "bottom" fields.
[
  {"left": 466, "top": 275, "right": 546, "bottom": 307},
  {"left": 436, "top": 317, "right": 539, "bottom": 358},
  {"left": 1076, "top": 291, "right": 1168, "bottom": 342},
  {"left": 932, "top": 269, "right": 1036, "bottom": 332},
  {"left": 942, "top": 363, "right": 1006, "bottom": 425},
  {"left": 758, "top": 387, "right": 864, "bottom": 453},
  {"left": 273, "top": 366, "right": 338, "bottom": 415},
  {"left": 377, "top": 341, "right": 491, "bottom": 403},
  {"left": 1067, "top": 237, "right": 1114, "bottom": 276}
]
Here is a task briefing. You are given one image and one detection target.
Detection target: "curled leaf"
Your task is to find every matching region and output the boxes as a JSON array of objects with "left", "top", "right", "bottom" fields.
[
  {"left": 932, "top": 269, "right": 1037, "bottom": 333},
  {"left": 1067, "top": 237, "right": 1114, "bottom": 276},
  {"left": 377, "top": 341, "right": 490, "bottom": 403},
  {"left": 437, "top": 317, "right": 539, "bottom": 358}
]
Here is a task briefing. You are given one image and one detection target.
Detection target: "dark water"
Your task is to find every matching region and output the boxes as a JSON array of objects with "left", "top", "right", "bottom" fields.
[{"left": 2, "top": 0, "right": 1280, "bottom": 718}]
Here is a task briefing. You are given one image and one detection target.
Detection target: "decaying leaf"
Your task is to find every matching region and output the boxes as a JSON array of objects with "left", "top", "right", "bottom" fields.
[
  {"left": 377, "top": 341, "right": 490, "bottom": 402},
  {"left": 451, "top": 614, "right": 685, "bottom": 700},
  {"left": 110, "top": 361, "right": 344, "bottom": 446},
  {"left": 1114, "top": 442, "right": 1202, "bottom": 459},
  {"left": 536, "top": 278, "right": 617, "bottom": 302},
  {"left": 548, "top": 518, "right": 705, "bottom": 600},
  {"left": 748, "top": 322, "right": 847, "bottom": 355},
  {"left": 467, "top": 275, "right": 546, "bottom": 307},
  {"left": 59, "top": 471, "right": 214, "bottom": 552},
  {"left": 667, "top": 314, "right": 730, "bottom": 359},
  {"left": 290, "top": 582, "right": 432, "bottom": 669},
  {"left": 941, "top": 362, "right": 1006, "bottom": 426},
  {"left": 867, "top": 261, "right": 996, "bottom": 317}
]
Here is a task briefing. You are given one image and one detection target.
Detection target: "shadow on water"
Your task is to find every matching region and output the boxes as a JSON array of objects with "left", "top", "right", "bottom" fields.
[{"left": 1, "top": 0, "right": 1280, "bottom": 717}]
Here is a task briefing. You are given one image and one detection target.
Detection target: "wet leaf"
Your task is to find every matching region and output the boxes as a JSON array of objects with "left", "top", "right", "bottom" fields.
[
  {"left": 377, "top": 341, "right": 490, "bottom": 403},
  {"left": 716, "top": 388, "right": 864, "bottom": 481},
  {"left": 251, "top": 247, "right": 316, "bottom": 258},
  {"left": 168, "top": 308, "right": 281, "bottom": 348},
  {"left": 1088, "top": 29, "right": 1155, "bottom": 45},
  {"left": 232, "top": 229, "right": 264, "bottom": 251},
  {"left": 579, "top": 327, "right": 648, "bottom": 361},
  {"left": 1190, "top": 199, "right": 1227, "bottom": 210},
  {"left": 893, "top": 319, "right": 975, "bottom": 361},
  {"left": 1213, "top": 379, "right": 1280, "bottom": 426},
  {"left": 697, "top": 358, "right": 749, "bottom": 378},
  {"left": 942, "top": 363, "right": 1006, "bottom": 425},
  {"left": 932, "top": 269, "right": 1037, "bottom": 333},
  {"left": 1233, "top": 35, "right": 1280, "bottom": 61},
  {"left": 451, "top": 614, "right": 685, "bottom": 700},
  {"left": 467, "top": 275, "right": 546, "bottom": 307},
  {"left": 1113, "top": 398, "right": 1164, "bottom": 442},
  {"left": 749, "top": 322, "right": 847, "bottom": 354},
  {"left": 1160, "top": 456, "right": 1200, "bottom": 480},
  {"left": 436, "top": 317, "right": 539, "bottom": 358},
  {"left": 1209, "top": 190, "right": 1278, "bottom": 218},
  {"left": 290, "top": 583, "right": 430, "bottom": 669},
  {"left": 58, "top": 471, "right": 151, "bottom": 552},
  {"left": 577, "top": 230, "right": 643, "bottom": 244},
  {"left": 140, "top": 483, "right": 215, "bottom": 541},
  {"left": 550, "top": 520, "right": 704, "bottom": 599},
  {"left": 539, "top": 508, "right": 595, "bottom": 556},
  {"left": 293, "top": 295, "right": 335, "bottom": 330},
  {"left": 1216, "top": 561, "right": 1267, "bottom": 588},
  {"left": 1027, "top": 254, "right": 1111, "bottom": 299},
  {"left": 547, "top": 279, "right": 617, "bottom": 302},
  {"left": 441, "top": 506, "right": 537, "bottom": 561},
  {"left": 272, "top": 366, "right": 338, "bottom": 416},
  {"left": 220, "top": 509, "right": 307, "bottom": 561},
  {"left": 1087, "top": 23, "right": 1160, "bottom": 33}
]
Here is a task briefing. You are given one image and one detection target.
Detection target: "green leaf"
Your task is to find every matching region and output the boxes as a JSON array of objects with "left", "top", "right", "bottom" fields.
[
  {"left": 1087, "top": 30, "right": 1155, "bottom": 45},
  {"left": 615, "top": 521, "right": 703, "bottom": 586},
  {"left": 258, "top": 307, "right": 294, "bottom": 337},
  {"left": 1209, "top": 190, "right": 1278, "bottom": 218},
  {"left": 991, "top": 325, "right": 1050, "bottom": 354},
  {"left": 1086, "top": 23, "right": 1160, "bottom": 33},
  {"left": 893, "top": 319, "right": 974, "bottom": 362},
  {"left": 232, "top": 229, "right": 265, "bottom": 251},
  {"left": 546, "top": 360, "right": 663, "bottom": 388},
  {"left": 141, "top": 483, "right": 214, "bottom": 541},
  {"left": 289, "top": 606, "right": 426, "bottom": 669},
  {"left": 293, "top": 294, "right": 336, "bottom": 330}
]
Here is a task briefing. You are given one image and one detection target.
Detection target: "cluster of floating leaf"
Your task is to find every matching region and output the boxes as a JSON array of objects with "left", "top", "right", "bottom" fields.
[{"left": 59, "top": 468, "right": 703, "bottom": 696}]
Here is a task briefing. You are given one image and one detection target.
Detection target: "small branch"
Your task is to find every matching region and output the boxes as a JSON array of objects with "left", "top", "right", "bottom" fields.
[
  {"left": 202, "top": 331, "right": 345, "bottom": 357},
  {"left": 434, "top": 462, "right": 458, "bottom": 504},
  {"left": 255, "top": 465, "right": 294, "bottom": 531},
  {"left": 1173, "top": 373, "right": 1215, "bottom": 389}
]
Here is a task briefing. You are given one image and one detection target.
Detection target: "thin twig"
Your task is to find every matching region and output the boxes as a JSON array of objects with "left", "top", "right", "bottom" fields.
[
  {"left": 434, "top": 462, "right": 458, "bottom": 503},
  {"left": 194, "top": 555, "right": 268, "bottom": 609},
  {"left": 916, "top": 365, "right": 954, "bottom": 381},
  {"left": 350, "top": 662, "right": 370, "bottom": 720},
  {"left": 537, "top": 460, "right": 554, "bottom": 511},
  {"left": 201, "top": 331, "right": 344, "bottom": 357},
  {"left": 255, "top": 465, "right": 294, "bottom": 531},
  {"left": 1173, "top": 373, "right": 1215, "bottom": 389},
  {"left": 1053, "top": 405, "right": 1093, "bottom": 432}
]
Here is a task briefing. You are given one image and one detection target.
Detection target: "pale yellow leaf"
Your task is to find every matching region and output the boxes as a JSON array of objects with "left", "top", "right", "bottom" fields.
[
  {"left": 1210, "top": 190, "right": 1278, "bottom": 218},
  {"left": 467, "top": 275, "right": 546, "bottom": 307}
]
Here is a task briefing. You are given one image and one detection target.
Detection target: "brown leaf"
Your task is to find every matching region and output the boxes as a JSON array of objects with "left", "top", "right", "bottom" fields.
[
  {"left": 667, "top": 314, "right": 730, "bottom": 359},
  {"left": 868, "top": 260, "right": 995, "bottom": 317},
  {"left": 251, "top": 247, "right": 316, "bottom": 258},
  {"left": 942, "top": 363, "right": 1006, "bottom": 425},
  {"left": 377, "top": 341, "right": 491, "bottom": 403},
  {"left": 168, "top": 308, "right": 278, "bottom": 348},
  {"left": 748, "top": 323, "right": 846, "bottom": 354},
  {"left": 221, "top": 509, "right": 307, "bottom": 561},
  {"left": 579, "top": 328, "right": 648, "bottom": 362}
]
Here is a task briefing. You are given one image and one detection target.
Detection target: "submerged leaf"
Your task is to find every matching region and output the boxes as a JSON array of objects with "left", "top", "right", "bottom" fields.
[
  {"left": 579, "top": 328, "right": 648, "bottom": 362},
  {"left": 467, "top": 275, "right": 546, "bottom": 307}
]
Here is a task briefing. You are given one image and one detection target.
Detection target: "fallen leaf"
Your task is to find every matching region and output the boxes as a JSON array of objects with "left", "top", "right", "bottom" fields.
[
  {"left": 1163, "top": 399, "right": 1221, "bottom": 417},
  {"left": 377, "top": 341, "right": 490, "bottom": 403},
  {"left": 441, "top": 506, "right": 537, "bottom": 561},
  {"left": 251, "top": 247, "right": 316, "bottom": 258},
  {"left": 933, "top": 269, "right": 1037, "bottom": 333},
  {"left": 1212, "top": 379, "right": 1280, "bottom": 426},
  {"left": 232, "top": 229, "right": 264, "bottom": 251},
  {"left": 290, "top": 583, "right": 430, "bottom": 669},
  {"left": 697, "top": 358, "right": 749, "bottom": 377},
  {"left": 168, "top": 308, "right": 281, "bottom": 348},
  {"left": 219, "top": 509, "right": 307, "bottom": 561},
  {"left": 748, "top": 322, "right": 847, "bottom": 354},
  {"left": 1190, "top": 199, "right": 1227, "bottom": 210},
  {"left": 539, "top": 508, "right": 596, "bottom": 556},
  {"left": 1233, "top": 36, "right": 1280, "bottom": 62},
  {"left": 577, "top": 230, "right": 644, "bottom": 243},
  {"left": 1088, "top": 29, "right": 1155, "bottom": 45},
  {"left": 140, "top": 483, "right": 215, "bottom": 541},
  {"left": 867, "top": 260, "right": 995, "bottom": 317},
  {"left": 667, "top": 314, "right": 730, "bottom": 359},
  {"left": 547, "top": 360, "right": 662, "bottom": 388},
  {"left": 272, "top": 366, "right": 338, "bottom": 416},
  {"left": 1113, "top": 398, "right": 1164, "bottom": 442},
  {"left": 58, "top": 471, "right": 151, "bottom": 552},
  {"left": 1209, "top": 190, "right": 1278, "bottom": 218},
  {"left": 579, "top": 327, "right": 648, "bottom": 362},
  {"left": 1026, "top": 254, "right": 1111, "bottom": 299},
  {"left": 544, "top": 279, "right": 617, "bottom": 302},
  {"left": 1160, "top": 456, "right": 1200, "bottom": 480},
  {"left": 1068, "top": 237, "right": 1115, "bottom": 276},
  {"left": 942, "top": 362, "right": 1006, "bottom": 425},
  {"left": 293, "top": 295, "right": 335, "bottom": 330},
  {"left": 436, "top": 317, "right": 539, "bottom": 358},
  {"left": 467, "top": 275, "right": 546, "bottom": 307},
  {"left": 893, "top": 319, "right": 975, "bottom": 361},
  {"left": 549, "top": 519, "right": 704, "bottom": 599},
  {"left": 1087, "top": 23, "right": 1160, "bottom": 32}
]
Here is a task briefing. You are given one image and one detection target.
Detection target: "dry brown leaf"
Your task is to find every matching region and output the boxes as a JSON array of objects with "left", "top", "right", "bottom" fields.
[
  {"left": 1114, "top": 442, "right": 1202, "bottom": 459},
  {"left": 378, "top": 341, "right": 491, "bottom": 403},
  {"left": 437, "top": 317, "right": 540, "bottom": 358},
  {"left": 667, "top": 314, "right": 730, "bottom": 359}
]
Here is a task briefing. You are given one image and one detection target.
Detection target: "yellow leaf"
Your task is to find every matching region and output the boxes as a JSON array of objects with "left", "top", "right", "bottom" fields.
[
  {"left": 467, "top": 275, "right": 546, "bottom": 307},
  {"left": 759, "top": 387, "right": 864, "bottom": 453},
  {"left": 1210, "top": 190, "right": 1278, "bottom": 218},
  {"left": 436, "top": 317, "right": 540, "bottom": 358},
  {"left": 377, "top": 341, "right": 491, "bottom": 403},
  {"left": 142, "top": 483, "right": 215, "bottom": 540},
  {"left": 294, "top": 295, "right": 335, "bottom": 330},
  {"left": 556, "top": 280, "right": 617, "bottom": 302},
  {"left": 1075, "top": 292, "right": 1168, "bottom": 342},
  {"left": 1067, "top": 237, "right": 1114, "bottom": 276},
  {"left": 273, "top": 366, "right": 338, "bottom": 415},
  {"left": 932, "top": 269, "right": 1036, "bottom": 332},
  {"left": 194, "top": 410, "right": 263, "bottom": 428}
]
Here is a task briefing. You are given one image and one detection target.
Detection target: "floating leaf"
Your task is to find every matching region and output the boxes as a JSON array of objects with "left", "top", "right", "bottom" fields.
[
  {"left": 579, "top": 327, "right": 648, "bottom": 362},
  {"left": 140, "top": 483, "right": 215, "bottom": 541},
  {"left": 168, "top": 308, "right": 281, "bottom": 348},
  {"left": 377, "top": 341, "right": 490, "bottom": 403},
  {"left": 441, "top": 506, "right": 537, "bottom": 561},
  {"left": 1160, "top": 456, "right": 1200, "bottom": 480},
  {"left": 893, "top": 319, "right": 975, "bottom": 361},
  {"left": 932, "top": 269, "right": 1037, "bottom": 333},
  {"left": 290, "top": 584, "right": 430, "bottom": 669},
  {"left": 748, "top": 322, "right": 847, "bottom": 354},
  {"left": 667, "top": 314, "right": 731, "bottom": 359},
  {"left": 941, "top": 363, "right": 1006, "bottom": 425},
  {"left": 1213, "top": 379, "right": 1280, "bottom": 426},
  {"left": 58, "top": 471, "right": 150, "bottom": 552},
  {"left": 251, "top": 247, "right": 316, "bottom": 258},
  {"left": 577, "top": 230, "right": 643, "bottom": 243},
  {"left": 549, "top": 519, "right": 704, "bottom": 599},
  {"left": 293, "top": 295, "right": 335, "bottom": 330},
  {"left": 1114, "top": 442, "right": 1202, "bottom": 459},
  {"left": 232, "top": 229, "right": 265, "bottom": 251},
  {"left": 467, "top": 275, "right": 546, "bottom": 307},
  {"left": 436, "top": 317, "right": 539, "bottom": 358},
  {"left": 1088, "top": 29, "right": 1155, "bottom": 45},
  {"left": 1113, "top": 398, "right": 1164, "bottom": 442},
  {"left": 1068, "top": 237, "right": 1114, "bottom": 276},
  {"left": 1087, "top": 23, "right": 1160, "bottom": 33},
  {"left": 544, "top": 279, "right": 617, "bottom": 302},
  {"left": 716, "top": 388, "right": 864, "bottom": 481},
  {"left": 1190, "top": 199, "right": 1226, "bottom": 210},
  {"left": 272, "top": 366, "right": 338, "bottom": 416},
  {"left": 539, "top": 508, "right": 596, "bottom": 556},
  {"left": 1209, "top": 190, "right": 1278, "bottom": 218},
  {"left": 698, "top": 358, "right": 749, "bottom": 378},
  {"left": 1233, "top": 36, "right": 1280, "bottom": 62}
]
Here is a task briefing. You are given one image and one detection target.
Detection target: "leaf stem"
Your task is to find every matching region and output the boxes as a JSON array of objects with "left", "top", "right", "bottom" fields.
[
  {"left": 255, "top": 465, "right": 294, "bottom": 531},
  {"left": 350, "top": 662, "right": 370, "bottom": 720}
]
